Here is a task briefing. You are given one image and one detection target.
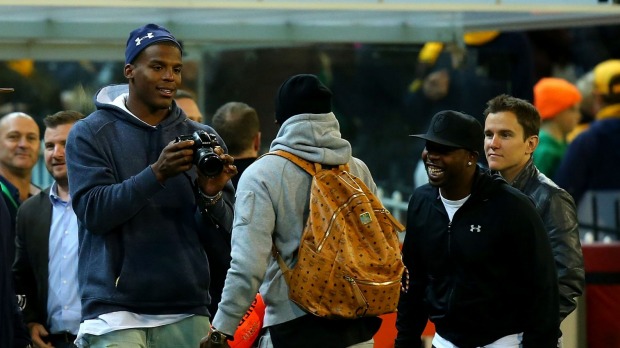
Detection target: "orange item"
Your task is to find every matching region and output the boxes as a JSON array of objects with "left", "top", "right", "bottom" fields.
[
  {"left": 373, "top": 312, "right": 435, "bottom": 348},
  {"left": 534, "top": 77, "right": 582, "bottom": 119},
  {"left": 230, "top": 294, "right": 266, "bottom": 348}
]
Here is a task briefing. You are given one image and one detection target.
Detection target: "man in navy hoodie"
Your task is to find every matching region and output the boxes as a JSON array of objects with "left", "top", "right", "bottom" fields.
[{"left": 66, "top": 24, "right": 237, "bottom": 347}]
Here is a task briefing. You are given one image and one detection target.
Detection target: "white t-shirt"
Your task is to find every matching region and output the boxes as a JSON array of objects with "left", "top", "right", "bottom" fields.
[
  {"left": 433, "top": 332, "right": 523, "bottom": 348},
  {"left": 75, "top": 312, "right": 192, "bottom": 347},
  {"left": 440, "top": 193, "right": 470, "bottom": 221}
]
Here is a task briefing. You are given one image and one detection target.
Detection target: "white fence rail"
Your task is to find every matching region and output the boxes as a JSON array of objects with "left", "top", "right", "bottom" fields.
[
  {"left": 377, "top": 187, "right": 410, "bottom": 243},
  {"left": 377, "top": 188, "right": 409, "bottom": 224},
  {"left": 377, "top": 186, "right": 620, "bottom": 244}
]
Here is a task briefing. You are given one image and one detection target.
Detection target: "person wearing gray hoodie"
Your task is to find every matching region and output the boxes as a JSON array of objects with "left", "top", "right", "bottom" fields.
[{"left": 205, "top": 74, "right": 382, "bottom": 348}]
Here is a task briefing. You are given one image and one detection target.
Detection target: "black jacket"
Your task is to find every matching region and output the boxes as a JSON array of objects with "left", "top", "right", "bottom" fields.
[
  {"left": 396, "top": 167, "right": 559, "bottom": 348},
  {"left": 1, "top": 194, "right": 30, "bottom": 348},
  {"left": 13, "top": 188, "right": 54, "bottom": 328},
  {"left": 510, "top": 159, "right": 585, "bottom": 323}
]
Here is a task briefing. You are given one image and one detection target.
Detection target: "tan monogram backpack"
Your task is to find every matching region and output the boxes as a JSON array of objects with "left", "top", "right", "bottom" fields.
[{"left": 269, "top": 150, "right": 405, "bottom": 319}]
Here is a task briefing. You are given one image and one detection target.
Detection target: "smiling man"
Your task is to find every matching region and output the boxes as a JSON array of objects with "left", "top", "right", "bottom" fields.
[
  {"left": 65, "top": 24, "right": 237, "bottom": 348},
  {"left": 0, "top": 112, "right": 41, "bottom": 212},
  {"left": 0, "top": 87, "right": 32, "bottom": 348},
  {"left": 0, "top": 111, "right": 41, "bottom": 263},
  {"left": 483, "top": 94, "right": 584, "bottom": 347},
  {"left": 396, "top": 110, "right": 559, "bottom": 348}
]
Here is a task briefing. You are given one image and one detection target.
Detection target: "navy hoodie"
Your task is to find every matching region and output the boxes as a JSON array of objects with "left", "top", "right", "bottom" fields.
[{"left": 66, "top": 85, "right": 234, "bottom": 320}]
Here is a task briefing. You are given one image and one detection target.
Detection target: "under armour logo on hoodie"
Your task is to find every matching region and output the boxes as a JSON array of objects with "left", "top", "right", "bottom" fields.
[{"left": 470, "top": 225, "right": 481, "bottom": 233}]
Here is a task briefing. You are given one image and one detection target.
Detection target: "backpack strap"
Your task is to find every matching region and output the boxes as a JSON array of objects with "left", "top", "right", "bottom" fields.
[
  {"left": 262, "top": 150, "right": 349, "bottom": 173},
  {"left": 261, "top": 151, "right": 321, "bottom": 285},
  {"left": 263, "top": 150, "right": 317, "bottom": 175},
  {"left": 271, "top": 246, "right": 293, "bottom": 285}
]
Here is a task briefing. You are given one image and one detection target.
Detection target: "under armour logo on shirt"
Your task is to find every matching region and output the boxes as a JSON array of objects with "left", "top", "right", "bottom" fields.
[
  {"left": 470, "top": 225, "right": 481, "bottom": 233},
  {"left": 135, "top": 32, "right": 154, "bottom": 46},
  {"left": 16, "top": 294, "right": 27, "bottom": 311}
]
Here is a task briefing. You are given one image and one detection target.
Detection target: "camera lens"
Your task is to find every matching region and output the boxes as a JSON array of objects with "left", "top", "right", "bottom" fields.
[{"left": 196, "top": 149, "right": 224, "bottom": 177}]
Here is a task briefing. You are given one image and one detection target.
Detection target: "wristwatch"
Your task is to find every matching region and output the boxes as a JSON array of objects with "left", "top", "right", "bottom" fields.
[
  {"left": 198, "top": 189, "right": 223, "bottom": 206},
  {"left": 209, "top": 329, "right": 230, "bottom": 344}
]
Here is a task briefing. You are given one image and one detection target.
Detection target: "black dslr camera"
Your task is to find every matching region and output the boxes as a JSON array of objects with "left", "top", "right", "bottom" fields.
[{"left": 175, "top": 131, "right": 224, "bottom": 177}]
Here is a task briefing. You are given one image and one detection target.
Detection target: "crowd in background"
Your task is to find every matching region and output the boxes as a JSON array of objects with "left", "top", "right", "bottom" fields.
[
  {"left": 2, "top": 25, "right": 620, "bottom": 193},
  {"left": 2, "top": 20, "right": 620, "bottom": 348}
]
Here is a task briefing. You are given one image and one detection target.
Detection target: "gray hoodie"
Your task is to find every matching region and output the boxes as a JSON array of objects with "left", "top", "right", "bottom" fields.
[{"left": 212, "top": 112, "right": 377, "bottom": 334}]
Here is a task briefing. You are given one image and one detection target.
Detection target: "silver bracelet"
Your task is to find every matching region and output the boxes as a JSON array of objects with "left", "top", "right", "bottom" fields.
[{"left": 199, "top": 190, "right": 223, "bottom": 206}]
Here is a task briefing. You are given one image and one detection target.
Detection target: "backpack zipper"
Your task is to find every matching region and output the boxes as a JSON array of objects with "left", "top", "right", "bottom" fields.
[
  {"left": 353, "top": 277, "right": 402, "bottom": 286},
  {"left": 317, "top": 192, "right": 365, "bottom": 252},
  {"left": 344, "top": 275, "right": 370, "bottom": 317}
]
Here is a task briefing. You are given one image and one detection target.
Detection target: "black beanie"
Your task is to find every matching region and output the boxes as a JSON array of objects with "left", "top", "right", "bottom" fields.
[{"left": 275, "top": 74, "right": 332, "bottom": 124}]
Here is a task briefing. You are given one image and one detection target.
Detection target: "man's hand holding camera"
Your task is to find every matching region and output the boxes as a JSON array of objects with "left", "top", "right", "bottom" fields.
[
  {"left": 151, "top": 131, "right": 237, "bottom": 195},
  {"left": 151, "top": 138, "right": 196, "bottom": 184},
  {"left": 196, "top": 145, "right": 237, "bottom": 198}
]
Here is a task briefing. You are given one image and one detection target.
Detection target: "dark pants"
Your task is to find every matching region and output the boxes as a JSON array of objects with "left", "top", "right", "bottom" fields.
[{"left": 48, "top": 332, "right": 78, "bottom": 348}]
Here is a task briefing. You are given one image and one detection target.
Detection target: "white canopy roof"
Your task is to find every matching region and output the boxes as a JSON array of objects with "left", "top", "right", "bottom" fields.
[{"left": 1, "top": 0, "right": 620, "bottom": 60}]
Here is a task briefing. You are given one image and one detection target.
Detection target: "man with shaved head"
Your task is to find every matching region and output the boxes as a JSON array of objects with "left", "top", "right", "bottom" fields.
[
  {"left": 0, "top": 111, "right": 41, "bottom": 261},
  {"left": 0, "top": 87, "right": 33, "bottom": 348}
]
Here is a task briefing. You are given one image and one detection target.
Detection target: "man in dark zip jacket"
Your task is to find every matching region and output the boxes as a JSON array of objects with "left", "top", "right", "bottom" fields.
[
  {"left": 1, "top": 184, "right": 31, "bottom": 348},
  {"left": 0, "top": 87, "right": 31, "bottom": 348},
  {"left": 484, "top": 94, "right": 584, "bottom": 347},
  {"left": 396, "top": 110, "right": 559, "bottom": 348}
]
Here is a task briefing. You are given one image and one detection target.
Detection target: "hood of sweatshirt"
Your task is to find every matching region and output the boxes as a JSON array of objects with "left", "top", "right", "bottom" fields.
[
  {"left": 269, "top": 112, "right": 351, "bottom": 165},
  {"left": 93, "top": 84, "right": 187, "bottom": 129}
]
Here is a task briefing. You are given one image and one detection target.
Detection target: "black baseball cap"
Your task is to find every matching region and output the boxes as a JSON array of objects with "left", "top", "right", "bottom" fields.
[{"left": 411, "top": 110, "right": 483, "bottom": 153}]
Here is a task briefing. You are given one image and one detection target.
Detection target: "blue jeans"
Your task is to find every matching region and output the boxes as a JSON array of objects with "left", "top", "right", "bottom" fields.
[{"left": 80, "top": 315, "right": 210, "bottom": 348}]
